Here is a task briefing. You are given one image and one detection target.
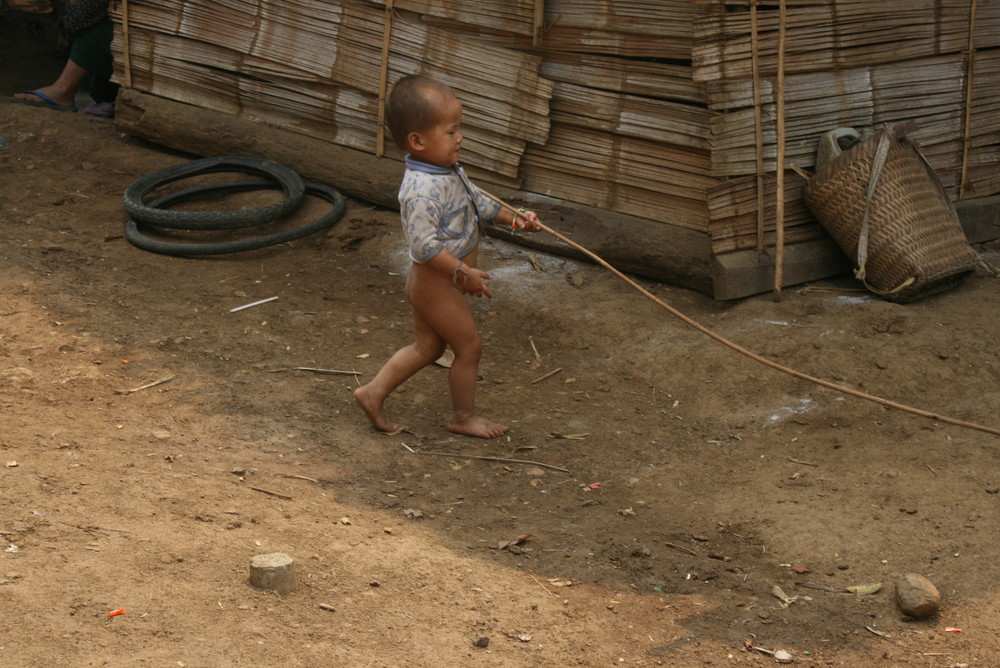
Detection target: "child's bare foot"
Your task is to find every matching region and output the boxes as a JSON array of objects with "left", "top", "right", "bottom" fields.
[
  {"left": 447, "top": 414, "right": 509, "bottom": 439},
  {"left": 354, "top": 386, "right": 396, "bottom": 433}
]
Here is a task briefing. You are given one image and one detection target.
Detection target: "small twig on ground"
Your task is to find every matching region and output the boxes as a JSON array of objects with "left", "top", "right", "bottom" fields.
[
  {"left": 925, "top": 464, "right": 937, "bottom": 475},
  {"left": 528, "top": 572, "right": 556, "bottom": 596},
  {"left": 230, "top": 296, "right": 278, "bottom": 313},
  {"left": 291, "top": 367, "right": 362, "bottom": 376},
  {"left": 664, "top": 542, "right": 698, "bottom": 557},
  {"left": 117, "top": 374, "right": 175, "bottom": 395},
  {"left": 529, "top": 336, "right": 542, "bottom": 362},
  {"left": 530, "top": 367, "right": 562, "bottom": 384},
  {"left": 795, "top": 581, "right": 848, "bottom": 593},
  {"left": 57, "top": 521, "right": 114, "bottom": 536},
  {"left": 785, "top": 457, "right": 818, "bottom": 467},
  {"left": 406, "top": 448, "right": 569, "bottom": 473},
  {"left": 864, "top": 625, "right": 890, "bottom": 638},
  {"left": 744, "top": 640, "right": 776, "bottom": 657},
  {"left": 318, "top": 603, "right": 336, "bottom": 612},
  {"left": 249, "top": 486, "right": 293, "bottom": 500},
  {"left": 277, "top": 473, "right": 320, "bottom": 483}
]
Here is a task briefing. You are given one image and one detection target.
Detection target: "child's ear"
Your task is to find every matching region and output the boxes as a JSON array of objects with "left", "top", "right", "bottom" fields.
[{"left": 406, "top": 131, "right": 424, "bottom": 152}]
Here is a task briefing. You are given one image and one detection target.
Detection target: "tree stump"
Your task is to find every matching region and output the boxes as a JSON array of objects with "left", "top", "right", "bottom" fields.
[{"left": 249, "top": 553, "right": 296, "bottom": 595}]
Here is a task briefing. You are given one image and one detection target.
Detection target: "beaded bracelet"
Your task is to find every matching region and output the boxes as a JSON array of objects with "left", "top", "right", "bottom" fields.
[
  {"left": 511, "top": 207, "right": 526, "bottom": 229},
  {"left": 450, "top": 260, "right": 468, "bottom": 284}
]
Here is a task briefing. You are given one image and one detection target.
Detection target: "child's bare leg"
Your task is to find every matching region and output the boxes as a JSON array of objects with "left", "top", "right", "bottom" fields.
[
  {"left": 354, "top": 340, "right": 442, "bottom": 432},
  {"left": 408, "top": 263, "right": 508, "bottom": 439},
  {"left": 445, "top": 334, "right": 508, "bottom": 438},
  {"left": 355, "top": 273, "right": 445, "bottom": 433}
]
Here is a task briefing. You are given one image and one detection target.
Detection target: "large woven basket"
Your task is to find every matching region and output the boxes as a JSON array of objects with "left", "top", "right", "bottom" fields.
[{"left": 803, "top": 124, "right": 977, "bottom": 303}]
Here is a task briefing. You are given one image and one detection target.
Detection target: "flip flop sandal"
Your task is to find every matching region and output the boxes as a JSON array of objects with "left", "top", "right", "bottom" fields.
[{"left": 9, "top": 90, "right": 77, "bottom": 112}]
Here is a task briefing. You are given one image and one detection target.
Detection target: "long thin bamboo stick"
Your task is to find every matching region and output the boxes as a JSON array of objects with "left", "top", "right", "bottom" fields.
[
  {"left": 477, "top": 187, "right": 1000, "bottom": 439},
  {"left": 959, "top": 0, "right": 977, "bottom": 199},
  {"left": 375, "top": 0, "right": 394, "bottom": 158},
  {"left": 750, "top": 0, "right": 766, "bottom": 253},
  {"left": 121, "top": 0, "right": 133, "bottom": 88},
  {"left": 532, "top": 0, "right": 544, "bottom": 46},
  {"left": 773, "top": 0, "right": 787, "bottom": 299}
]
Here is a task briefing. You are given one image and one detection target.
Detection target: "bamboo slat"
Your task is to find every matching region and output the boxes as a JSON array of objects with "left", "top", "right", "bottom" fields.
[
  {"left": 369, "top": 0, "right": 538, "bottom": 35},
  {"left": 707, "top": 173, "right": 821, "bottom": 255},
  {"left": 540, "top": 53, "right": 704, "bottom": 105},
  {"left": 453, "top": 0, "right": 697, "bottom": 59},
  {"left": 522, "top": 124, "right": 715, "bottom": 230},
  {"left": 964, "top": 47, "right": 1000, "bottom": 195},
  {"left": 549, "top": 82, "right": 710, "bottom": 150}
]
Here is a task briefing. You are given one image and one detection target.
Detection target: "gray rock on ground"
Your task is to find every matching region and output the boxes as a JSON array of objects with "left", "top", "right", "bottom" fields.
[{"left": 895, "top": 572, "right": 940, "bottom": 617}]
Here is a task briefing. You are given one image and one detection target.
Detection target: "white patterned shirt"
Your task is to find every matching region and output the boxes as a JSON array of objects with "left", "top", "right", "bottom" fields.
[{"left": 398, "top": 156, "right": 501, "bottom": 263}]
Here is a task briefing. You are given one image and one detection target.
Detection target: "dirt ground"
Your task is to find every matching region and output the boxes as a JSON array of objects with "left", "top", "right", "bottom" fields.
[{"left": 3, "top": 11, "right": 1000, "bottom": 668}]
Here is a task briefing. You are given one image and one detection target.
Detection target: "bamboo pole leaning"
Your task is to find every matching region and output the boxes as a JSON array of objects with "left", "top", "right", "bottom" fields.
[
  {"left": 959, "top": 0, "right": 978, "bottom": 199},
  {"left": 375, "top": 0, "right": 394, "bottom": 158},
  {"left": 750, "top": 0, "right": 765, "bottom": 254},
  {"left": 773, "top": 0, "right": 787, "bottom": 299},
  {"left": 478, "top": 188, "right": 1000, "bottom": 440}
]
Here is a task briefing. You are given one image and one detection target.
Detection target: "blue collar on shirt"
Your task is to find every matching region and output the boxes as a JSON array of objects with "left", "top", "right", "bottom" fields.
[{"left": 405, "top": 155, "right": 460, "bottom": 175}]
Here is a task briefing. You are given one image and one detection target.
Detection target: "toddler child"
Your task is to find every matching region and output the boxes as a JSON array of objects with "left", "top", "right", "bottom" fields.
[{"left": 354, "top": 74, "right": 541, "bottom": 438}]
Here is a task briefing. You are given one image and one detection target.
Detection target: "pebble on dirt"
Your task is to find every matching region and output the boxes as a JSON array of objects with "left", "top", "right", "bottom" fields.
[
  {"left": 895, "top": 573, "right": 941, "bottom": 617},
  {"left": 473, "top": 634, "right": 490, "bottom": 648}
]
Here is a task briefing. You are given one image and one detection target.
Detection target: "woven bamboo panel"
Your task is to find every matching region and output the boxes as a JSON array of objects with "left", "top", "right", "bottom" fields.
[
  {"left": 109, "top": 0, "right": 1000, "bottom": 275},
  {"left": 111, "top": 0, "right": 551, "bottom": 184},
  {"left": 708, "top": 54, "right": 966, "bottom": 180},
  {"left": 693, "top": 0, "right": 972, "bottom": 82}
]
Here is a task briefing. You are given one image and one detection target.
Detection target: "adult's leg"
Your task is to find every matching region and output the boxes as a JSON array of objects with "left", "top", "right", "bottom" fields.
[
  {"left": 13, "top": 58, "right": 88, "bottom": 108},
  {"left": 12, "top": 19, "right": 115, "bottom": 109},
  {"left": 74, "top": 19, "right": 117, "bottom": 104}
]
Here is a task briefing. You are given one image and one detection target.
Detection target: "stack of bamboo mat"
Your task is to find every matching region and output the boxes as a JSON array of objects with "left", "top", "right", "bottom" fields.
[
  {"left": 112, "top": 0, "right": 552, "bottom": 186},
  {"left": 110, "top": 0, "right": 1000, "bottom": 267},
  {"left": 696, "top": 0, "right": 1000, "bottom": 255}
]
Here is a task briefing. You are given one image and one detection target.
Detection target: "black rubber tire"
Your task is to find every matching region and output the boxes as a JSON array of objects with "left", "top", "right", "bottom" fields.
[
  {"left": 122, "top": 156, "right": 305, "bottom": 229},
  {"left": 124, "top": 180, "right": 346, "bottom": 256}
]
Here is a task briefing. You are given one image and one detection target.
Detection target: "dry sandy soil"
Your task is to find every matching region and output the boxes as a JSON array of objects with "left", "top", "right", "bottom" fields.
[{"left": 3, "top": 11, "right": 1000, "bottom": 668}]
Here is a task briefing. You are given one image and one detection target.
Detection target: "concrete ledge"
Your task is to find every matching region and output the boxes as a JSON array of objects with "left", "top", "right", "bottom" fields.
[
  {"left": 957, "top": 194, "right": 1000, "bottom": 244},
  {"left": 711, "top": 237, "right": 853, "bottom": 301}
]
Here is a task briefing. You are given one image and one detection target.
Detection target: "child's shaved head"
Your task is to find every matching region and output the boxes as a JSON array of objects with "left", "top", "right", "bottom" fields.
[{"left": 386, "top": 74, "right": 455, "bottom": 151}]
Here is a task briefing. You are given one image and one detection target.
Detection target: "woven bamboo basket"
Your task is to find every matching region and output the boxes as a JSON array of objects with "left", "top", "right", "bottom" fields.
[{"left": 803, "top": 124, "right": 977, "bottom": 303}]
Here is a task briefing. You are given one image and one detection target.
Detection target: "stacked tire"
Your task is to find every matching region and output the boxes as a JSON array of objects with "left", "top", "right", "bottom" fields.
[{"left": 123, "top": 157, "right": 346, "bottom": 256}]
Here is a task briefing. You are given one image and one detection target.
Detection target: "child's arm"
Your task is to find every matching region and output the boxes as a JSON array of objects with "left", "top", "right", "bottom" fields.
[
  {"left": 428, "top": 250, "right": 494, "bottom": 298},
  {"left": 495, "top": 206, "right": 542, "bottom": 232}
]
